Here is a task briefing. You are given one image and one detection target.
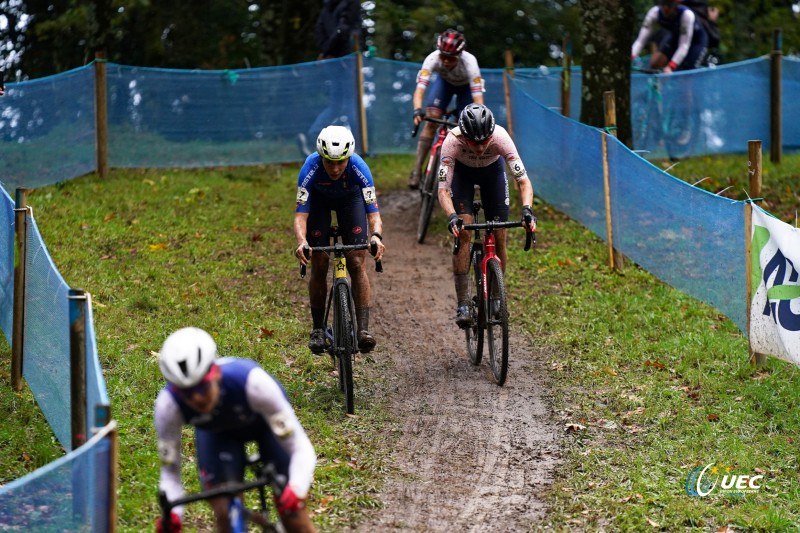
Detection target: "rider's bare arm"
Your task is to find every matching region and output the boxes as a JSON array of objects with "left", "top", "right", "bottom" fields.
[{"left": 294, "top": 212, "right": 310, "bottom": 263}]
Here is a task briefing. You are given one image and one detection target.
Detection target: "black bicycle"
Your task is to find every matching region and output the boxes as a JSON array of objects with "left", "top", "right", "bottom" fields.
[
  {"left": 300, "top": 226, "right": 382, "bottom": 414},
  {"left": 158, "top": 453, "right": 286, "bottom": 533},
  {"left": 453, "top": 201, "right": 534, "bottom": 385},
  {"left": 412, "top": 111, "right": 459, "bottom": 244}
]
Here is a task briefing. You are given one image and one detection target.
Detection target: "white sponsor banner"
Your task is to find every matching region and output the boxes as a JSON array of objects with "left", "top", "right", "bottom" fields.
[{"left": 750, "top": 207, "right": 800, "bottom": 365}]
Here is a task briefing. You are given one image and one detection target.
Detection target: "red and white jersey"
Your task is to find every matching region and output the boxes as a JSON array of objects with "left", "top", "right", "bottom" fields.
[
  {"left": 416, "top": 50, "right": 483, "bottom": 96},
  {"left": 437, "top": 125, "right": 529, "bottom": 191}
]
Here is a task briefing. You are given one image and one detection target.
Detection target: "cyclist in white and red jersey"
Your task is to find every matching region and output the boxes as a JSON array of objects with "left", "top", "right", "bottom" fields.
[
  {"left": 154, "top": 327, "right": 318, "bottom": 533},
  {"left": 437, "top": 104, "right": 537, "bottom": 328},
  {"left": 631, "top": 0, "right": 708, "bottom": 73},
  {"left": 408, "top": 28, "right": 484, "bottom": 189}
]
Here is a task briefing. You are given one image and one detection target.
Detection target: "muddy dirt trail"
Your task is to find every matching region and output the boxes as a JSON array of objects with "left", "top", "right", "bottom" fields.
[{"left": 354, "top": 190, "right": 563, "bottom": 532}]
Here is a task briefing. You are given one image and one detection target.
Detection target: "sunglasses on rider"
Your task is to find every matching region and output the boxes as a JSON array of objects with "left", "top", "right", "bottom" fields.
[{"left": 171, "top": 364, "right": 219, "bottom": 398}]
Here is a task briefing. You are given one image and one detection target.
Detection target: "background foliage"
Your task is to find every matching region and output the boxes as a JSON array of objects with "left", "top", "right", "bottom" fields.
[{"left": 3, "top": 1, "right": 800, "bottom": 80}]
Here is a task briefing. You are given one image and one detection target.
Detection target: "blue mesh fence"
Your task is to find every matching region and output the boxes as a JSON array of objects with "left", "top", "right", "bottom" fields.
[
  {"left": 23, "top": 213, "right": 72, "bottom": 449},
  {"left": 0, "top": 66, "right": 96, "bottom": 190},
  {"left": 511, "top": 79, "right": 747, "bottom": 332},
  {"left": 106, "top": 57, "right": 360, "bottom": 168},
  {"left": 514, "top": 66, "right": 583, "bottom": 118},
  {"left": 0, "top": 423, "right": 114, "bottom": 531},
  {"left": 0, "top": 188, "right": 14, "bottom": 339}
]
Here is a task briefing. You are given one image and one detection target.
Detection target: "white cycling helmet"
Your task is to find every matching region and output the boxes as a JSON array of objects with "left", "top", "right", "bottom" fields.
[
  {"left": 316, "top": 126, "right": 356, "bottom": 161},
  {"left": 158, "top": 327, "right": 218, "bottom": 388}
]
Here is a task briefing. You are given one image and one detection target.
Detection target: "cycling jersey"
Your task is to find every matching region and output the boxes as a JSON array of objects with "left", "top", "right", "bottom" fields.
[
  {"left": 154, "top": 357, "right": 316, "bottom": 517},
  {"left": 295, "top": 152, "right": 379, "bottom": 215},
  {"left": 632, "top": 5, "right": 706, "bottom": 70},
  {"left": 437, "top": 125, "right": 529, "bottom": 192},
  {"left": 416, "top": 50, "right": 483, "bottom": 97}
]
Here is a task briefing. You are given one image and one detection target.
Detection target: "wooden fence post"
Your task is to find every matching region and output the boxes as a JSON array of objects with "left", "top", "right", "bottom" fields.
[
  {"left": 94, "top": 52, "right": 108, "bottom": 179},
  {"left": 503, "top": 49, "right": 515, "bottom": 138},
  {"left": 603, "top": 91, "right": 624, "bottom": 271},
  {"left": 354, "top": 37, "right": 369, "bottom": 155},
  {"left": 561, "top": 34, "right": 572, "bottom": 118},
  {"left": 770, "top": 30, "right": 782, "bottom": 164},
  {"left": 11, "top": 188, "right": 28, "bottom": 392},
  {"left": 746, "top": 140, "right": 767, "bottom": 365}
]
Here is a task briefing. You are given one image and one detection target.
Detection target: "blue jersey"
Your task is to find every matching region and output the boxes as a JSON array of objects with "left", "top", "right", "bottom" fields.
[
  {"left": 167, "top": 357, "right": 269, "bottom": 432},
  {"left": 295, "top": 153, "right": 379, "bottom": 214}
]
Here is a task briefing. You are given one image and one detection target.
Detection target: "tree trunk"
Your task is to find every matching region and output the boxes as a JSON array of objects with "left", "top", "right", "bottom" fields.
[{"left": 578, "top": 0, "right": 635, "bottom": 148}]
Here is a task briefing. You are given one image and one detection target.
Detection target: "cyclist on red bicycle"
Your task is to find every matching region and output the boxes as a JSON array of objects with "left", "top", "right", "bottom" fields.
[
  {"left": 437, "top": 104, "right": 536, "bottom": 328},
  {"left": 154, "top": 327, "right": 318, "bottom": 533},
  {"left": 408, "top": 28, "right": 484, "bottom": 189},
  {"left": 293, "top": 125, "right": 385, "bottom": 354},
  {"left": 631, "top": 0, "right": 708, "bottom": 73}
]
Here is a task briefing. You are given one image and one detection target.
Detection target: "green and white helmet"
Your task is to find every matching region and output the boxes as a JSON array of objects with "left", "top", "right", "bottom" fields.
[{"left": 316, "top": 126, "right": 356, "bottom": 161}]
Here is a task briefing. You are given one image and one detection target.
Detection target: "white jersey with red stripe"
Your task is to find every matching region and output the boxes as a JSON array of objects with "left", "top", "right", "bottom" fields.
[{"left": 416, "top": 50, "right": 483, "bottom": 96}]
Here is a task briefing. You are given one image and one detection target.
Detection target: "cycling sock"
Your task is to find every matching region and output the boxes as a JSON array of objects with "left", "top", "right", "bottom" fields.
[
  {"left": 311, "top": 307, "right": 325, "bottom": 330},
  {"left": 454, "top": 273, "right": 469, "bottom": 307},
  {"left": 355, "top": 307, "right": 369, "bottom": 333},
  {"left": 414, "top": 135, "right": 434, "bottom": 176}
]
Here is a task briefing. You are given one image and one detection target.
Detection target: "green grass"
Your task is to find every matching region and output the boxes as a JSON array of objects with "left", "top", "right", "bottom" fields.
[{"left": 2, "top": 151, "right": 800, "bottom": 531}]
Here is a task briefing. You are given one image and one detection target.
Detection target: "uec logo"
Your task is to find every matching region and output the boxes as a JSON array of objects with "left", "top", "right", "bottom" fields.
[{"left": 685, "top": 463, "right": 764, "bottom": 497}]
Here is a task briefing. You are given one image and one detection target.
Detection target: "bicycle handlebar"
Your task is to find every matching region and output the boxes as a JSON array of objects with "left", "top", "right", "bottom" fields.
[
  {"left": 411, "top": 114, "right": 459, "bottom": 137},
  {"left": 299, "top": 241, "right": 383, "bottom": 278},
  {"left": 158, "top": 463, "right": 286, "bottom": 533},
  {"left": 452, "top": 219, "right": 535, "bottom": 255}
]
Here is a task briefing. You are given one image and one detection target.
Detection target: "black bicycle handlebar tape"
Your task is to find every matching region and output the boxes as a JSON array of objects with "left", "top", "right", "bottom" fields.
[
  {"left": 369, "top": 241, "right": 384, "bottom": 272},
  {"left": 299, "top": 245, "right": 311, "bottom": 278},
  {"left": 525, "top": 230, "right": 534, "bottom": 251},
  {"left": 452, "top": 219, "right": 464, "bottom": 255},
  {"left": 412, "top": 121, "right": 421, "bottom": 137},
  {"left": 158, "top": 491, "right": 173, "bottom": 533}
]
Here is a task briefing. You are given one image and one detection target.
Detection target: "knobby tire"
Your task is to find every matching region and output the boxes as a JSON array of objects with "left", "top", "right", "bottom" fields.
[
  {"left": 485, "top": 258, "right": 509, "bottom": 385},
  {"left": 334, "top": 283, "right": 355, "bottom": 414},
  {"left": 465, "top": 245, "right": 484, "bottom": 365},
  {"left": 417, "top": 151, "right": 440, "bottom": 244}
]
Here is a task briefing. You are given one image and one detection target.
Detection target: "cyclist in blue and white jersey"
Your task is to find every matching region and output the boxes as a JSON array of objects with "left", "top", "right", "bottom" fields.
[
  {"left": 154, "top": 327, "right": 317, "bottom": 533},
  {"left": 409, "top": 28, "right": 484, "bottom": 189},
  {"left": 293, "top": 125, "right": 385, "bottom": 355},
  {"left": 631, "top": 0, "right": 708, "bottom": 73}
]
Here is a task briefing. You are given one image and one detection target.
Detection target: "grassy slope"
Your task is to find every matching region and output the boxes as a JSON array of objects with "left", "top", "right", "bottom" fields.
[{"left": 3, "top": 151, "right": 799, "bottom": 531}]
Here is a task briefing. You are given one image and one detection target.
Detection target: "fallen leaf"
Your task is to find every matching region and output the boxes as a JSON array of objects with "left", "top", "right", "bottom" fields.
[
  {"left": 707, "top": 413, "right": 720, "bottom": 422},
  {"left": 259, "top": 327, "right": 274, "bottom": 338},
  {"left": 646, "top": 517, "right": 660, "bottom": 528},
  {"left": 103, "top": 213, "right": 116, "bottom": 222},
  {"left": 644, "top": 359, "right": 665, "bottom": 369},
  {"left": 565, "top": 422, "right": 586, "bottom": 432},
  {"left": 149, "top": 243, "right": 168, "bottom": 251}
]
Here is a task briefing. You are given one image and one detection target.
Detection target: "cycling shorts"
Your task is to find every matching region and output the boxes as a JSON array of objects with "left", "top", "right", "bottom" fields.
[
  {"left": 195, "top": 418, "right": 291, "bottom": 488},
  {"left": 425, "top": 78, "right": 474, "bottom": 116},
  {"left": 658, "top": 29, "right": 708, "bottom": 70},
  {"left": 450, "top": 158, "right": 509, "bottom": 221},
  {"left": 305, "top": 189, "right": 369, "bottom": 247}
]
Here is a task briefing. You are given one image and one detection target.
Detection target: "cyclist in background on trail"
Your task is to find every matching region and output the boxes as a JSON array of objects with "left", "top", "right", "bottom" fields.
[
  {"left": 408, "top": 28, "right": 484, "bottom": 190},
  {"left": 631, "top": 0, "right": 708, "bottom": 73},
  {"left": 438, "top": 104, "right": 536, "bottom": 328},
  {"left": 154, "top": 327, "right": 318, "bottom": 533},
  {"left": 294, "top": 125, "right": 385, "bottom": 354}
]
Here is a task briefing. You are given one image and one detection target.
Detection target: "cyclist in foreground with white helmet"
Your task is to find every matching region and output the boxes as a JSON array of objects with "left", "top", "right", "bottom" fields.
[
  {"left": 294, "top": 125, "right": 385, "bottom": 354},
  {"left": 154, "top": 327, "right": 318, "bottom": 533},
  {"left": 438, "top": 103, "right": 537, "bottom": 328},
  {"left": 408, "top": 28, "right": 484, "bottom": 189}
]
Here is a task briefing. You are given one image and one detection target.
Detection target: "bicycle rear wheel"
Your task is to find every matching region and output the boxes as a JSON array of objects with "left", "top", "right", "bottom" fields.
[
  {"left": 485, "top": 258, "right": 509, "bottom": 385},
  {"left": 465, "top": 245, "right": 484, "bottom": 365},
  {"left": 416, "top": 151, "right": 440, "bottom": 243},
  {"left": 334, "top": 283, "right": 355, "bottom": 414}
]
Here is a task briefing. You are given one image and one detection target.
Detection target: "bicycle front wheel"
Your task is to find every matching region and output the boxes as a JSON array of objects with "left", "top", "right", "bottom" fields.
[
  {"left": 485, "top": 258, "right": 509, "bottom": 385},
  {"left": 416, "top": 150, "right": 440, "bottom": 244},
  {"left": 334, "top": 283, "right": 355, "bottom": 414},
  {"left": 465, "top": 246, "right": 484, "bottom": 365}
]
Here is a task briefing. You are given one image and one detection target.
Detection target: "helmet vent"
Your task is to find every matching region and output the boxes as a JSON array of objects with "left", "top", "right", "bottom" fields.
[{"left": 178, "top": 360, "right": 188, "bottom": 377}]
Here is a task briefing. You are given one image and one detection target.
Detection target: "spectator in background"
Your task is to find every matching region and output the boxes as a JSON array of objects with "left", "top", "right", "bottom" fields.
[
  {"left": 297, "top": 0, "right": 362, "bottom": 157},
  {"left": 0, "top": 71, "right": 5, "bottom": 96}
]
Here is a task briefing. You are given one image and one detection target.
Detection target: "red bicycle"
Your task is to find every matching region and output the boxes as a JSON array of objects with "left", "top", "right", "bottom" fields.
[
  {"left": 411, "top": 111, "right": 458, "bottom": 244},
  {"left": 453, "top": 200, "right": 534, "bottom": 385}
]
